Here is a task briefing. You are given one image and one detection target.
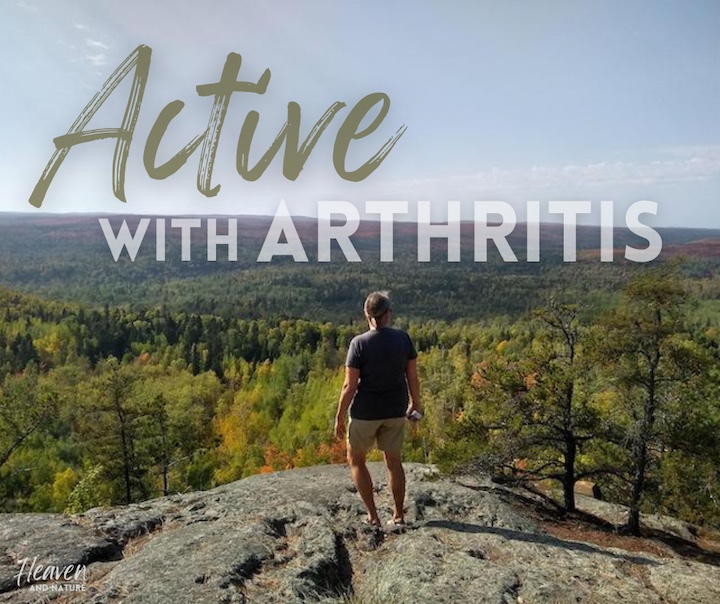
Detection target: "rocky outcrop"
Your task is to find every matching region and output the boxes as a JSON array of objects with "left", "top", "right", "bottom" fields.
[{"left": 1, "top": 463, "right": 720, "bottom": 603}]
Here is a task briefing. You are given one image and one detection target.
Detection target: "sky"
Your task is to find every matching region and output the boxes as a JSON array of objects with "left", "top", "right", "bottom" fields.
[{"left": 1, "top": 0, "right": 719, "bottom": 227}]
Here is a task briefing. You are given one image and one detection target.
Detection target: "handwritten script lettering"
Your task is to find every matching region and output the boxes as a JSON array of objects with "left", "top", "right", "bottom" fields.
[{"left": 29, "top": 45, "right": 407, "bottom": 207}]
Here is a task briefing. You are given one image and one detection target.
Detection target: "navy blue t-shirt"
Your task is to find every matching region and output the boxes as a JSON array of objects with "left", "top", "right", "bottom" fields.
[{"left": 346, "top": 327, "right": 418, "bottom": 420}]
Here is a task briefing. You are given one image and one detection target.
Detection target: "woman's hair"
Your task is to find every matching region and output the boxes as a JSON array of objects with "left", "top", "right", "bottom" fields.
[{"left": 364, "top": 291, "right": 391, "bottom": 327}]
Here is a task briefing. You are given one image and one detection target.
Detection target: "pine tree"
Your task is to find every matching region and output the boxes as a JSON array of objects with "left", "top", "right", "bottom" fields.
[{"left": 598, "top": 268, "right": 706, "bottom": 535}]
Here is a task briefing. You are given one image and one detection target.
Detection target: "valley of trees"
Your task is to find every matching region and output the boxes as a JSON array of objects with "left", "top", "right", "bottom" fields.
[
  {"left": 2, "top": 214, "right": 720, "bottom": 535},
  {"left": 1, "top": 264, "right": 720, "bottom": 536}
]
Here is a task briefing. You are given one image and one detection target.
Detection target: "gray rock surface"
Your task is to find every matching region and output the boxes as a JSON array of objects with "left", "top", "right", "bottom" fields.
[{"left": 1, "top": 463, "right": 719, "bottom": 603}]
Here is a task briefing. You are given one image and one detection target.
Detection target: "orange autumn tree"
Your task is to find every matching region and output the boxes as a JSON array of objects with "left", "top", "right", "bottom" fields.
[
  {"left": 214, "top": 353, "right": 345, "bottom": 479},
  {"left": 260, "top": 446, "right": 294, "bottom": 473}
]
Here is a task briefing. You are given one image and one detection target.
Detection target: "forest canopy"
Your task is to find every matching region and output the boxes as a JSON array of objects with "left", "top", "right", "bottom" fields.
[{"left": 1, "top": 214, "right": 720, "bottom": 536}]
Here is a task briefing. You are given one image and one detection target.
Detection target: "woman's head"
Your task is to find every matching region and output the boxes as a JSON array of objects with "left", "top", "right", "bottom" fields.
[{"left": 364, "top": 291, "right": 392, "bottom": 328}]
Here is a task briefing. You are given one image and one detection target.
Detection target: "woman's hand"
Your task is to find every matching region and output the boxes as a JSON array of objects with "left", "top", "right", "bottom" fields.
[
  {"left": 405, "top": 404, "right": 422, "bottom": 422},
  {"left": 334, "top": 416, "right": 346, "bottom": 441}
]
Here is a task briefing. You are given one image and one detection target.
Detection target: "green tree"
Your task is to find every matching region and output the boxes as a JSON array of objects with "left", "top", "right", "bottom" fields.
[
  {"left": 79, "top": 358, "right": 147, "bottom": 504},
  {"left": 467, "top": 302, "right": 600, "bottom": 512},
  {"left": 0, "top": 364, "right": 57, "bottom": 471},
  {"left": 145, "top": 393, "right": 172, "bottom": 496},
  {"left": 139, "top": 368, "right": 223, "bottom": 495},
  {"left": 598, "top": 269, "right": 706, "bottom": 535}
]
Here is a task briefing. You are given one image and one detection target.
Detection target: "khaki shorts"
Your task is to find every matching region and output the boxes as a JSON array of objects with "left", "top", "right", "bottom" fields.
[{"left": 348, "top": 417, "right": 406, "bottom": 454}]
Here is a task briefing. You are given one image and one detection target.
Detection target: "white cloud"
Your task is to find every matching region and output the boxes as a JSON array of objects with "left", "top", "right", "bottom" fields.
[
  {"left": 75, "top": 23, "right": 86, "bottom": 30},
  {"left": 377, "top": 145, "right": 720, "bottom": 199},
  {"left": 85, "top": 53, "right": 107, "bottom": 67},
  {"left": 17, "top": 1, "right": 39, "bottom": 12},
  {"left": 656, "top": 145, "right": 720, "bottom": 161},
  {"left": 86, "top": 39, "right": 109, "bottom": 50}
]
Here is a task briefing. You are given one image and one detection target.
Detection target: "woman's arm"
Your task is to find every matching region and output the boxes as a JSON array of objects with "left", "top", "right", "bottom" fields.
[
  {"left": 405, "top": 358, "right": 421, "bottom": 416},
  {"left": 334, "top": 366, "right": 359, "bottom": 440}
]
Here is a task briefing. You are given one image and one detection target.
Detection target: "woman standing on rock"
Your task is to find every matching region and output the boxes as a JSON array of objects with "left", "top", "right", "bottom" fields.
[{"left": 334, "top": 291, "right": 421, "bottom": 527}]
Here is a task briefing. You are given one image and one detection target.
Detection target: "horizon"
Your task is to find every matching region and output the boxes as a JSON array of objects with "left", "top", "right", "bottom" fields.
[
  {"left": 1, "top": 209, "right": 719, "bottom": 235},
  {"left": 1, "top": 1, "right": 719, "bottom": 228}
]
